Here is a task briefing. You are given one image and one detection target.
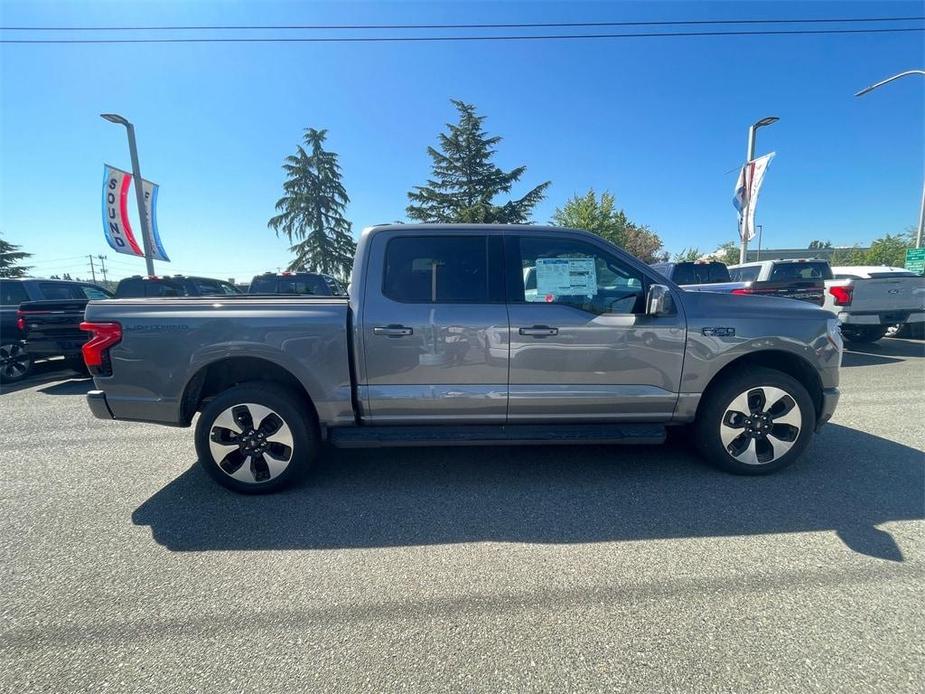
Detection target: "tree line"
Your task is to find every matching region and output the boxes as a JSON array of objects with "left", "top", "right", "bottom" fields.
[{"left": 269, "top": 99, "right": 669, "bottom": 277}]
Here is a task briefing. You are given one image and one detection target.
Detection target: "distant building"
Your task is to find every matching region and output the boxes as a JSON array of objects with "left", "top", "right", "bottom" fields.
[{"left": 744, "top": 247, "right": 869, "bottom": 262}]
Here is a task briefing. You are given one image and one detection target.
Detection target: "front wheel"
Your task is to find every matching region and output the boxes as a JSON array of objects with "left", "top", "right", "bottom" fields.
[
  {"left": 0, "top": 342, "right": 32, "bottom": 383},
  {"left": 194, "top": 383, "right": 318, "bottom": 493},
  {"left": 694, "top": 368, "right": 816, "bottom": 475}
]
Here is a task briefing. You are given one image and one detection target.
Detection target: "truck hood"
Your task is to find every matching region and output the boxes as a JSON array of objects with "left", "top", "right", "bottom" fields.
[{"left": 678, "top": 287, "right": 830, "bottom": 320}]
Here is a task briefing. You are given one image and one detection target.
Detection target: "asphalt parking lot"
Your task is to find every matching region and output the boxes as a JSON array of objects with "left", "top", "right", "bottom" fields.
[{"left": 2, "top": 341, "right": 923, "bottom": 693}]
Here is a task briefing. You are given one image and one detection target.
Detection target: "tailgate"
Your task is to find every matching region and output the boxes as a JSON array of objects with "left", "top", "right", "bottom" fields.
[
  {"left": 849, "top": 277, "right": 925, "bottom": 315},
  {"left": 747, "top": 280, "right": 825, "bottom": 305},
  {"left": 18, "top": 299, "right": 90, "bottom": 349}
]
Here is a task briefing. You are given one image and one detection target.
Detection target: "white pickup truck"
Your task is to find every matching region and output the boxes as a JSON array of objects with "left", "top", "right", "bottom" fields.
[{"left": 824, "top": 266, "right": 925, "bottom": 343}]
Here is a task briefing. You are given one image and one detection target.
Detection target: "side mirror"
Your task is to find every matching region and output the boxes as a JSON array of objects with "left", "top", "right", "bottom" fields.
[{"left": 646, "top": 284, "right": 675, "bottom": 316}]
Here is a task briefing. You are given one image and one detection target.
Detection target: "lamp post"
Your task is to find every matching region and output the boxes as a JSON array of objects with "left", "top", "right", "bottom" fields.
[
  {"left": 739, "top": 116, "right": 779, "bottom": 263},
  {"left": 100, "top": 113, "right": 156, "bottom": 276},
  {"left": 854, "top": 70, "right": 925, "bottom": 249}
]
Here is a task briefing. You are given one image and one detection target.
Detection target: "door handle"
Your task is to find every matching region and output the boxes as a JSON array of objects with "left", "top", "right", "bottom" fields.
[
  {"left": 373, "top": 325, "right": 413, "bottom": 337},
  {"left": 519, "top": 325, "right": 559, "bottom": 337}
]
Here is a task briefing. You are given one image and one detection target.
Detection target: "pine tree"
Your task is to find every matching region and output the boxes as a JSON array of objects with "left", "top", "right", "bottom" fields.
[
  {"left": 0, "top": 234, "right": 32, "bottom": 278},
  {"left": 407, "top": 100, "right": 550, "bottom": 224},
  {"left": 269, "top": 128, "right": 356, "bottom": 278}
]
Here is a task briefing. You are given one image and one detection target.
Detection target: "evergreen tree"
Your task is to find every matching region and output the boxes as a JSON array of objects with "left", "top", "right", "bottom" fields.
[
  {"left": 0, "top": 234, "right": 32, "bottom": 278},
  {"left": 269, "top": 128, "right": 356, "bottom": 278},
  {"left": 407, "top": 100, "right": 550, "bottom": 224}
]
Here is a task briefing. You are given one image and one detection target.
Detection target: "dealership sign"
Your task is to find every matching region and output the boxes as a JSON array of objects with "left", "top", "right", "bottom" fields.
[
  {"left": 733, "top": 152, "right": 774, "bottom": 242},
  {"left": 101, "top": 164, "right": 169, "bottom": 261}
]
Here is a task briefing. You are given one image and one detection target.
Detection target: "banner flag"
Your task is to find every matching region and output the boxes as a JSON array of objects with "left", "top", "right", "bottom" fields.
[
  {"left": 141, "top": 178, "right": 170, "bottom": 261},
  {"left": 733, "top": 152, "right": 775, "bottom": 242},
  {"left": 101, "top": 164, "right": 169, "bottom": 261}
]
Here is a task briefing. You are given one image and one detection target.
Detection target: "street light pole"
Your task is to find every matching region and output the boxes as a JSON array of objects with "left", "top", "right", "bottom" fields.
[
  {"left": 854, "top": 69, "right": 925, "bottom": 249},
  {"left": 100, "top": 113, "right": 156, "bottom": 276},
  {"left": 739, "top": 116, "right": 779, "bottom": 263}
]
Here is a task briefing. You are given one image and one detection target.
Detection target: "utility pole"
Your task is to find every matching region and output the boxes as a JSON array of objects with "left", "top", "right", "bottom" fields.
[
  {"left": 88, "top": 255, "right": 97, "bottom": 283},
  {"left": 101, "top": 113, "right": 156, "bottom": 276},
  {"left": 97, "top": 255, "right": 109, "bottom": 284},
  {"left": 739, "top": 116, "right": 780, "bottom": 263}
]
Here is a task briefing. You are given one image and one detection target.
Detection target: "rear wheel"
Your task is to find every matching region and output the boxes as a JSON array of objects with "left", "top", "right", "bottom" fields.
[
  {"left": 194, "top": 383, "right": 318, "bottom": 493},
  {"left": 695, "top": 368, "right": 815, "bottom": 475},
  {"left": 841, "top": 325, "right": 888, "bottom": 344},
  {"left": 0, "top": 342, "right": 32, "bottom": 383}
]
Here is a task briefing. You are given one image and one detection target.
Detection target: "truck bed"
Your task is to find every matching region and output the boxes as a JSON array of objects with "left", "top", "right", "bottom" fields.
[{"left": 83, "top": 296, "right": 354, "bottom": 426}]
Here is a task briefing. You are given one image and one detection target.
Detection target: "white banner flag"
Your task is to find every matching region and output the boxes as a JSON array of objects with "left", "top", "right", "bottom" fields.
[
  {"left": 101, "top": 164, "right": 169, "bottom": 261},
  {"left": 733, "top": 152, "right": 775, "bottom": 242}
]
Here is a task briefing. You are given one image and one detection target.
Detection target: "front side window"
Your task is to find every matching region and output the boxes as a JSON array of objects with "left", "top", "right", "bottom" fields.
[
  {"left": 513, "top": 236, "right": 645, "bottom": 315},
  {"left": 383, "top": 236, "right": 490, "bottom": 303}
]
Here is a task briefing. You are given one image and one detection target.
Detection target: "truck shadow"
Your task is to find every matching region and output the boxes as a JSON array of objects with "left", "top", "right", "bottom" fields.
[
  {"left": 842, "top": 337, "right": 925, "bottom": 368},
  {"left": 132, "top": 423, "right": 923, "bottom": 561}
]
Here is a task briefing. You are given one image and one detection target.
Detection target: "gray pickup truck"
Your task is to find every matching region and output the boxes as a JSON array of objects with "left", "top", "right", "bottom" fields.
[{"left": 82, "top": 224, "right": 842, "bottom": 493}]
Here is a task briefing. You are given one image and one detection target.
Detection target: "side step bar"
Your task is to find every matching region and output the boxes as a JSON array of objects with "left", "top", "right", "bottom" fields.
[{"left": 328, "top": 423, "right": 666, "bottom": 448}]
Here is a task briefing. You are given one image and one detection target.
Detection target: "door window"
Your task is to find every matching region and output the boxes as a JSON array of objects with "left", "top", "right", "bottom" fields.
[
  {"left": 79, "top": 285, "right": 113, "bottom": 299},
  {"left": 38, "top": 282, "right": 85, "bottom": 300},
  {"left": 383, "top": 236, "right": 493, "bottom": 303},
  {"left": 512, "top": 236, "right": 645, "bottom": 315}
]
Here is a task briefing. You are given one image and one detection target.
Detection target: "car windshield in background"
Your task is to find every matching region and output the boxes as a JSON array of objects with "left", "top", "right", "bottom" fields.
[
  {"left": 769, "top": 262, "right": 833, "bottom": 281},
  {"left": 729, "top": 266, "right": 760, "bottom": 282},
  {"left": 672, "top": 263, "right": 731, "bottom": 284}
]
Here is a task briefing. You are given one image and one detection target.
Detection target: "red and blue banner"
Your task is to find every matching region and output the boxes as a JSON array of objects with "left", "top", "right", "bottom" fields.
[{"left": 101, "top": 164, "right": 169, "bottom": 261}]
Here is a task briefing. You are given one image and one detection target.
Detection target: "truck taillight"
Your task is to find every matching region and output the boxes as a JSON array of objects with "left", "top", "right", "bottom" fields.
[
  {"left": 16, "top": 309, "right": 25, "bottom": 332},
  {"left": 79, "top": 321, "right": 122, "bottom": 375},
  {"left": 828, "top": 285, "right": 853, "bottom": 306},
  {"left": 730, "top": 288, "right": 754, "bottom": 295}
]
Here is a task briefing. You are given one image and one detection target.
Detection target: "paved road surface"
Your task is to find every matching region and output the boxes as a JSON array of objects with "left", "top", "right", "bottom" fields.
[{"left": 2, "top": 341, "right": 923, "bottom": 692}]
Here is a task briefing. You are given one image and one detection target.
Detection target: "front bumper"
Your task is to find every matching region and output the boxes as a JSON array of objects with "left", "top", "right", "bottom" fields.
[
  {"left": 816, "top": 387, "right": 840, "bottom": 432},
  {"left": 86, "top": 390, "right": 114, "bottom": 420}
]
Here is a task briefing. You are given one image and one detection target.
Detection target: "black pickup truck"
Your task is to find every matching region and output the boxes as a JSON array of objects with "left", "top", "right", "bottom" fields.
[{"left": 18, "top": 285, "right": 113, "bottom": 372}]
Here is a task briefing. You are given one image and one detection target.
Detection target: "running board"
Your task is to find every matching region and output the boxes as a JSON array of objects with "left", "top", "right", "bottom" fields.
[{"left": 328, "top": 423, "right": 666, "bottom": 448}]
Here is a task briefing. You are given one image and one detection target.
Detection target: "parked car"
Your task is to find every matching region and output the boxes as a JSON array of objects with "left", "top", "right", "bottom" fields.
[
  {"left": 114, "top": 275, "right": 241, "bottom": 298},
  {"left": 1, "top": 278, "right": 112, "bottom": 383},
  {"left": 81, "top": 224, "right": 842, "bottom": 493},
  {"left": 724, "top": 259, "right": 833, "bottom": 305},
  {"left": 248, "top": 271, "right": 346, "bottom": 296},
  {"left": 823, "top": 266, "right": 925, "bottom": 343}
]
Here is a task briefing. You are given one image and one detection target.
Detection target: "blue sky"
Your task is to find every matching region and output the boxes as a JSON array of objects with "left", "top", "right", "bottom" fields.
[{"left": 1, "top": 0, "right": 923, "bottom": 282}]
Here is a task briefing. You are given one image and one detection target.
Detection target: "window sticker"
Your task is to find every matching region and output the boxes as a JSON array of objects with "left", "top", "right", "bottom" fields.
[{"left": 535, "top": 257, "right": 597, "bottom": 298}]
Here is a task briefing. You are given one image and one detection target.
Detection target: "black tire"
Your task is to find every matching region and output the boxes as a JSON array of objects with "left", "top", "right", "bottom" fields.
[
  {"left": 0, "top": 342, "right": 33, "bottom": 383},
  {"left": 841, "top": 325, "right": 888, "bottom": 344},
  {"left": 694, "top": 367, "right": 816, "bottom": 475},
  {"left": 194, "top": 382, "right": 318, "bottom": 494}
]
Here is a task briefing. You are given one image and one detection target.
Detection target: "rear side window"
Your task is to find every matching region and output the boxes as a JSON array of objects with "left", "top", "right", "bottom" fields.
[
  {"left": 730, "top": 266, "right": 760, "bottom": 282},
  {"left": 0, "top": 280, "right": 29, "bottom": 305},
  {"left": 249, "top": 276, "right": 277, "bottom": 293},
  {"left": 769, "top": 262, "right": 833, "bottom": 281},
  {"left": 383, "top": 236, "right": 492, "bottom": 303},
  {"left": 278, "top": 276, "right": 330, "bottom": 295},
  {"left": 37, "top": 282, "right": 85, "bottom": 300}
]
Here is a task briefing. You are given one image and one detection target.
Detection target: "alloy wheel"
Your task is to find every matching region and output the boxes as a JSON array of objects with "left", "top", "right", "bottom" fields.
[
  {"left": 208, "top": 403, "right": 294, "bottom": 484},
  {"left": 720, "top": 386, "right": 802, "bottom": 465},
  {"left": 0, "top": 343, "right": 31, "bottom": 381}
]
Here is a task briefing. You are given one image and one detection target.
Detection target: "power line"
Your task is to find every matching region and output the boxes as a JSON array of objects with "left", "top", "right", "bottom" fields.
[
  {"left": 1, "top": 26, "right": 922, "bottom": 44},
  {"left": 2, "top": 15, "right": 922, "bottom": 31}
]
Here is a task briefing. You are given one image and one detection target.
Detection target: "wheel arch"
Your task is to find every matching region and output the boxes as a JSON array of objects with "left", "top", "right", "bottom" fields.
[
  {"left": 696, "top": 350, "right": 824, "bottom": 422},
  {"left": 180, "top": 356, "right": 319, "bottom": 427}
]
